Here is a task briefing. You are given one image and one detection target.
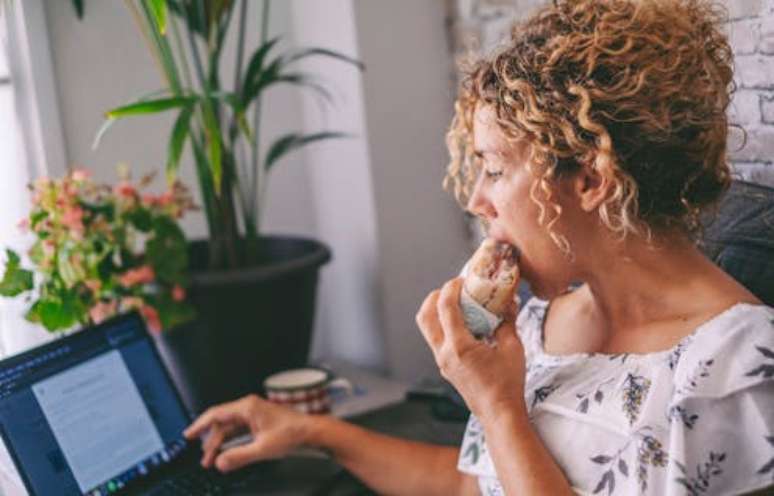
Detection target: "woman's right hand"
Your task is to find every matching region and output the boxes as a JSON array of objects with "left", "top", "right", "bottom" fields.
[{"left": 183, "top": 394, "right": 312, "bottom": 472}]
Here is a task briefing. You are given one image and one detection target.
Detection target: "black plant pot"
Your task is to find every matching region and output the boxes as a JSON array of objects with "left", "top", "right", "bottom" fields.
[{"left": 154, "top": 236, "right": 331, "bottom": 414}]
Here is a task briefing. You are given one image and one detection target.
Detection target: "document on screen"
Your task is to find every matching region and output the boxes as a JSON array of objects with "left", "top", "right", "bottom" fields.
[{"left": 32, "top": 350, "right": 163, "bottom": 492}]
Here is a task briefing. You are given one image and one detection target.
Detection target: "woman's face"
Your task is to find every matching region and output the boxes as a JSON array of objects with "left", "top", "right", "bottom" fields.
[{"left": 466, "top": 105, "right": 580, "bottom": 299}]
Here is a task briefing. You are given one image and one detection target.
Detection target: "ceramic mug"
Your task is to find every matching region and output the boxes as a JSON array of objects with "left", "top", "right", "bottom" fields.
[{"left": 263, "top": 367, "right": 352, "bottom": 414}]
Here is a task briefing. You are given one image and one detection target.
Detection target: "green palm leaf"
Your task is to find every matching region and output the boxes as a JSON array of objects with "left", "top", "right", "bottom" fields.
[
  {"left": 200, "top": 99, "right": 223, "bottom": 193},
  {"left": 265, "top": 132, "right": 349, "bottom": 171},
  {"left": 147, "top": 0, "right": 168, "bottom": 35},
  {"left": 106, "top": 96, "right": 195, "bottom": 118},
  {"left": 71, "top": 0, "right": 84, "bottom": 19},
  {"left": 284, "top": 47, "right": 364, "bottom": 71},
  {"left": 92, "top": 89, "right": 172, "bottom": 149},
  {"left": 167, "top": 104, "right": 194, "bottom": 184}
]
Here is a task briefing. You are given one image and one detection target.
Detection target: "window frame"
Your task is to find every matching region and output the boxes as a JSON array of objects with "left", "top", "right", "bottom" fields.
[{"left": 3, "top": 0, "right": 67, "bottom": 179}]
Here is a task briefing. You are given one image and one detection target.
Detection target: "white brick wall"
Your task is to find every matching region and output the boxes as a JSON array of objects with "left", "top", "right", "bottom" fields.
[{"left": 447, "top": 0, "right": 774, "bottom": 187}]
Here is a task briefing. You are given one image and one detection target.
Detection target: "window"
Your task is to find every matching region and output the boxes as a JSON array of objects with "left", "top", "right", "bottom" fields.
[{"left": 0, "top": 0, "right": 68, "bottom": 358}]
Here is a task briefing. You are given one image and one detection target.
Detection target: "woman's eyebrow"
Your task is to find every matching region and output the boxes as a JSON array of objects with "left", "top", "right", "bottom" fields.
[{"left": 473, "top": 148, "right": 497, "bottom": 158}]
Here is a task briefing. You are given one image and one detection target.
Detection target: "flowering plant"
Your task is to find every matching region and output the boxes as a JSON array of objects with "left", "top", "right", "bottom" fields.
[{"left": 0, "top": 169, "right": 196, "bottom": 333}]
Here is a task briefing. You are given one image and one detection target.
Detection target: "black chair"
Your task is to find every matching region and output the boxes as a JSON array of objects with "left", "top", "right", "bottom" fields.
[{"left": 701, "top": 179, "right": 774, "bottom": 306}]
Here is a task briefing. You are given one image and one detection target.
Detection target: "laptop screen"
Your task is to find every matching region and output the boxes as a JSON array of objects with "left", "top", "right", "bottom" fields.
[{"left": 0, "top": 313, "right": 191, "bottom": 496}]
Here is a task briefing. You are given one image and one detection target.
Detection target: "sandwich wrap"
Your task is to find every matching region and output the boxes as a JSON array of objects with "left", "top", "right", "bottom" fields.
[{"left": 460, "top": 238, "right": 520, "bottom": 339}]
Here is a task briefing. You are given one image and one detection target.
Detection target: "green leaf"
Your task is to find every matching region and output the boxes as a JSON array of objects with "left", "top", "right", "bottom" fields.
[
  {"left": 265, "top": 132, "right": 349, "bottom": 171},
  {"left": 0, "top": 249, "right": 33, "bottom": 297},
  {"left": 210, "top": 91, "right": 253, "bottom": 142},
  {"left": 94, "top": 92, "right": 183, "bottom": 150},
  {"left": 273, "top": 73, "right": 334, "bottom": 104},
  {"left": 166, "top": 105, "right": 194, "bottom": 184},
  {"left": 241, "top": 36, "right": 281, "bottom": 102},
  {"left": 28, "top": 242, "right": 45, "bottom": 266},
  {"left": 26, "top": 293, "right": 84, "bottom": 332},
  {"left": 105, "top": 96, "right": 195, "bottom": 119},
  {"left": 242, "top": 54, "right": 283, "bottom": 106},
  {"left": 284, "top": 47, "right": 365, "bottom": 72},
  {"left": 150, "top": 293, "right": 196, "bottom": 330},
  {"left": 56, "top": 248, "right": 83, "bottom": 289},
  {"left": 126, "top": 208, "right": 153, "bottom": 232},
  {"left": 199, "top": 100, "right": 223, "bottom": 194},
  {"left": 72, "top": 0, "right": 84, "bottom": 19},
  {"left": 147, "top": 0, "right": 168, "bottom": 35},
  {"left": 145, "top": 217, "right": 188, "bottom": 283},
  {"left": 79, "top": 200, "right": 114, "bottom": 219},
  {"left": 30, "top": 210, "right": 47, "bottom": 229},
  {"left": 166, "top": 0, "right": 207, "bottom": 38}
]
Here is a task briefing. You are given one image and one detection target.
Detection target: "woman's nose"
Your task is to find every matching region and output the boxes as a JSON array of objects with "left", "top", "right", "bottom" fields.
[{"left": 466, "top": 176, "right": 496, "bottom": 219}]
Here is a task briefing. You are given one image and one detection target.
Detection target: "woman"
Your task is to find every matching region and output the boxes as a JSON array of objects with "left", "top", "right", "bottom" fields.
[{"left": 185, "top": 0, "right": 774, "bottom": 494}]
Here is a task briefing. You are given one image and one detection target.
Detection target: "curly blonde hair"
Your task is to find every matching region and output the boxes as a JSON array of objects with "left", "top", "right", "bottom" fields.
[{"left": 444, "top": 0, "right": 737, "bottom": 250}]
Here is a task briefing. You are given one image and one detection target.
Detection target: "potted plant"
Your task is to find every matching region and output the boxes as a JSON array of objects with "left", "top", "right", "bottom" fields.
[
  {"left": 72, "top": 0, "right": 363, "bottom": 409},
  {"left": 0, "top": 169, "right": 196, "bottom": 333}
]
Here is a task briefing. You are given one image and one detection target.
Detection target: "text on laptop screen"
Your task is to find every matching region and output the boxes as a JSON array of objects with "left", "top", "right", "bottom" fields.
[{"left": 0, "top": 314, "right": 190, "bottom": 495}]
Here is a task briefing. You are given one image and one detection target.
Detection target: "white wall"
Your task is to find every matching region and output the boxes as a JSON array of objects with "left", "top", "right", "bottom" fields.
[
  {"left": 351, "top": 1, "right": 472, "bottom": 381},
  {"left": 289, "top": 0, "right": 388, "bottom": 372},
  {"left": 292, "top": 0, "right": 472, "bottom": 381}
]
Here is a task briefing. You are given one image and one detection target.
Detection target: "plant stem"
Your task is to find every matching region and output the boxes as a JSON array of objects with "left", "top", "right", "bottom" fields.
[
  {"left": 170, "top": 15, "right": 193, "bottom": 91},
  {"left": 124, "top": 0, "right": 168, "bottom": 88},
  {"left": 233, "top": 0, "right": 247, "bottom": 97},
  {"left": 138, "top": 0, "right": 182, "bottom": 93},
  {"left": 251, "top": 0, "right": 270, "bottom": 235},
  {"left": 185, "top": 11, "right": 207, "bottom": 92},
  {"left": 232, "top": 0, "right": 249, "bottom": 195}
]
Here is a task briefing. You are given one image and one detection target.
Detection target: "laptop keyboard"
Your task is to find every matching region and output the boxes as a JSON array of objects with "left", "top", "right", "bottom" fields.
[{"left": 142, "top": 469, "right": 230, "bottom": 495}]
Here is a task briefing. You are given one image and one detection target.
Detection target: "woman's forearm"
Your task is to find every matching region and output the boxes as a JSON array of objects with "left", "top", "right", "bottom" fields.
[
  {"left": 481, "top": 408, "right": 575, "bottom": 495},
  {"left": 302, "top": 414, "right": 474, "bottom": 496}
]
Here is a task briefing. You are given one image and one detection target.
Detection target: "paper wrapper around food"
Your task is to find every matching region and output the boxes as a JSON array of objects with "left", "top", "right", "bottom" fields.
[{"left": 460, "top": 287, "right": 503, "bottom": 339}]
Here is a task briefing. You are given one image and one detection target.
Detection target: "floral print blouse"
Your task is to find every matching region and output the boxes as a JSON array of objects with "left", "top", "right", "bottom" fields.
[{"left": 457, "top": 297, "right": 774, "bottom": 495}]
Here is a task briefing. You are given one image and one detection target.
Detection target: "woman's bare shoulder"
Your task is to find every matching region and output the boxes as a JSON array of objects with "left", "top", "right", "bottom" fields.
[{"left": 542, "top": 285, "right": 607, "bottom": 355}]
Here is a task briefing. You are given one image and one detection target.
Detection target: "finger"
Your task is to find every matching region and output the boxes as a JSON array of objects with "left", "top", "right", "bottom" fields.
[
  {"left": 184, "top": 400, "right": 243, "bottom": 440},
  {"left": 215, "top": 438, "right": 271, "bottom": 473},
  {"left": 201, "top": 423, "right": 226, "bottom": 468},
  {"left": 502, "top": 294, "right": 522, "bottom": 323},
  {"left": 492, "top": 319, "right": 525, "bottom": 354},
  {"left": 437, "top": 278, "right": 474, "bottom": 347},
  {"left": 416, "top": 289, "right": 444, "bottom": 349}
]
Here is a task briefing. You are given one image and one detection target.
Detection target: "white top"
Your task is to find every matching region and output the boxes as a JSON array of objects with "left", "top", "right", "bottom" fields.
[{"left": 457, "top": 297, "right": 774, "bottom": 495}]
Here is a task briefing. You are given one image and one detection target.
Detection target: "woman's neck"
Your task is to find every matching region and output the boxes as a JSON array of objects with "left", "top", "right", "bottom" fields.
[{"left": 577, "top": 232, "right": 753, "bottom": 337}]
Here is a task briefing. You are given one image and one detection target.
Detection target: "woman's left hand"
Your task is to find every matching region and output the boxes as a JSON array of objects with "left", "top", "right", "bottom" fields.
[{"left": 415, "top": 277, "right": 528, "bottom": 421}]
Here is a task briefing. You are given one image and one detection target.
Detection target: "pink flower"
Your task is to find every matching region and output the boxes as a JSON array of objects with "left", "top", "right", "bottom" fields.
[
  {"left": 141, "top": 194, "right": 158, "bottom": 207},
  {"left": 17, "top": 217, "right": 29, "bottom": 232},
  {"left": 157, "top": 190, "right": 175, "bottom": 206},
  {"left": 61, "top": 206, "right": 84, "bottom": 232},
  {"left": 118, "top": 265, "right": 155, "bottom": 287},
  {"left": 171, "top": 284, "right": 186, "bottom": 302},
  {"left": 140, "top": 304, "right": 162, "bottom": 333},
  {"left": 62, "top": 181, "right": 77, "bottom": 199},
  {"left": 89, "top": 300, "right": 117, "bottom": 324},
  {"left": 114, "top": 181, "right": 137, "bottom": 199},
  {"left": 71, "top": 169, "right": 91, "bottom": 182}
]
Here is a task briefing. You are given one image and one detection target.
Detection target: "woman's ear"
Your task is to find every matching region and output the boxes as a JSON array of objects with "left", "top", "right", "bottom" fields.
[{"left": 574, "top": 164, "right": 611, "bottom": 212}]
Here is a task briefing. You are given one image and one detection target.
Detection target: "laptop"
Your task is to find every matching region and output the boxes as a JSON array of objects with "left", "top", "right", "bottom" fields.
[{"left": 0, "top": 312, "right": 252, "bottom": 495}]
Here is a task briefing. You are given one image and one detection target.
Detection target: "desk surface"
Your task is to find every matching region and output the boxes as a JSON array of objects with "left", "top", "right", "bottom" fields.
[{"left": 229, "top": 398, "right": 468, "bottom": 495}]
